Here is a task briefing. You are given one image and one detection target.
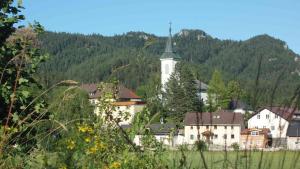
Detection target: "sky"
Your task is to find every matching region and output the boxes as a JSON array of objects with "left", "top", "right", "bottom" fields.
[{"left": 22, "top": 0, "right": 300, "bottom": 54}]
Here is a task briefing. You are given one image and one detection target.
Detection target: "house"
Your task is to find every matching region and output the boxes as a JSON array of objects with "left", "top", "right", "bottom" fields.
[
  {"left": 229, "top": 100, "right": 253, "bottom": 114},
  {"left": 240, "top": 128, "right": 270, "bottom": 149},
  {"left": 286, "top": 120, "right": 300, "bottom": 150},
  {"left": 247, "top": 107, "right": 298, "bottom": 139},
  {"left": 81, "top": 83, "right": 146, "bottom": 125},
  {"left": 133, "top": 123, "right": 184, "bottom": 147},
  {"left": 184, "top": 111, "right": 244, "bottom": 147},
  {"left": 195, "top": 80, "right": 209, "bottom": 105}
]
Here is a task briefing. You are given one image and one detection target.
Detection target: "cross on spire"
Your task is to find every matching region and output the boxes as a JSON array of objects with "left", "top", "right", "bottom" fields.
[{"left": 169, "top": 22, "right": 172, "bottom": 36}]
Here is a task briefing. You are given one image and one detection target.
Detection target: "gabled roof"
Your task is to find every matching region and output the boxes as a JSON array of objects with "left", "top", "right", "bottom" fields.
[
  {"left": 253, "top": 107, "right": 300, "bottom": 121},
  {"left": 147, "top": 123, "right": 178, "bottom": 135},
  {"left": 286, "top": 120, "right": 300, "bottom": 137},
  {"left": 80, "top": 83, "right": 141, "bottom": 100},
  {"left": 194, "top": 80, "right": 208, "bottom": 90},
  {"left": 184, "top": 110, "right": 244, "bottom": 126}
]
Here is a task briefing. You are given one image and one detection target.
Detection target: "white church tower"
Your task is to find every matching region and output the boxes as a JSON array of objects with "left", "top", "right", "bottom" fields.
[{"left": 160, "top": 23, "right": 180, "bottom": 91}]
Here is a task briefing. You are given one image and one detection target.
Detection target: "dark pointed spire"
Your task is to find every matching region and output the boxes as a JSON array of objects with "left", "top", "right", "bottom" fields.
[
  {"left": 160, "top": 22, "right": 180, "bottom": 60},
  {"left": 165, "top": 22, "right": 173, "bottom": 53}
]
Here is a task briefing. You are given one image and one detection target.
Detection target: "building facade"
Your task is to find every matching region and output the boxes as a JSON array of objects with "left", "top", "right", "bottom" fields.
[
  {"left": 160, "top": 24, "right": 180, "bottom": 92},
  {"left": 240, "top": 128, "right": 270, "bottom": 149},
  {"left": 247, "top": 107, "right": 296, "bottom": 138},
  {"left": 183, "top": 111, "right": 244, "bottom": 147},
  {"left": 286, "top": 120, "right": 300, "bottom": 150},
  {"left": 81, "top": 83, "right": 146, "bottom": 125}
]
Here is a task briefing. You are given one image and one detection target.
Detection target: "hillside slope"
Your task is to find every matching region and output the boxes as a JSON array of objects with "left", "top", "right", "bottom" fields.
[{"left": 37, "top": 30, "right": 300, "bottom": 105}]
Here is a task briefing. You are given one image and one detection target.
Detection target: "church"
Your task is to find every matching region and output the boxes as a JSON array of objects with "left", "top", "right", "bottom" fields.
[{"left": 160, "top": 24, "right": 208, "bottom": 104}]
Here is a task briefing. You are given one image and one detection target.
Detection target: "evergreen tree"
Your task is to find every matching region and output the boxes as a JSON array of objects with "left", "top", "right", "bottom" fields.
[
  {"left": 165, "top": 63, "right": 202, "bottom": 122},
  {"left": 207, "top": 70, "right": 226, "bottom": 110}
]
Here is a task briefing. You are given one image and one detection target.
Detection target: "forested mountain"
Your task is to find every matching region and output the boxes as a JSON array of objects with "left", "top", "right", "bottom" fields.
[{"left": 37, "top": 29, "right": 300, "bottom": 105}]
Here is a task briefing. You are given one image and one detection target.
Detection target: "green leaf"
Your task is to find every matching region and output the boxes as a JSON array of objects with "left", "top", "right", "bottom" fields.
[
  {"left": 19, "top": 77, "right": 29, "bottom": 85},
  {"left": 12, "top": 113, "right": 20, "bottom": 123},
  {"left": 21, "top": 90, "right": 30, "bottom": 98}
]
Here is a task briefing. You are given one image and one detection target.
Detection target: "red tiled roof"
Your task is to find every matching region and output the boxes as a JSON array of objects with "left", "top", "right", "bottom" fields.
[
  {"left": 80, "top": 83, "right": 141, "bottom": 100},
  {"left": 184, "top": 110, "right": 244, "bottom": 127}
]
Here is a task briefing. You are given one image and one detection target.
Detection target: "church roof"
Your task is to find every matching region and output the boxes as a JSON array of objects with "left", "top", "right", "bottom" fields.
[{"left": 160, "top": 23, "right": 181, "bottom": 60}]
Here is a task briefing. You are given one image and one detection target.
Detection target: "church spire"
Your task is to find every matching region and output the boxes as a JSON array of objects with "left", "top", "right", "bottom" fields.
[
  {"left": 165, "top": 22, "right": 173, "bottom": 53},
  {"left": 160, "top": 22, "right": 180, "bottom": 59}
]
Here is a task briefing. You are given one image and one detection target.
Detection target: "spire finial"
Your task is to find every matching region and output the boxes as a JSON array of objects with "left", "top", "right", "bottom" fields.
[
  {"left": 164, "top": 22, "right": 173, "bottom": 53},
  {"left": 169, "top": 21, "right": 172, "bottom": 36}
]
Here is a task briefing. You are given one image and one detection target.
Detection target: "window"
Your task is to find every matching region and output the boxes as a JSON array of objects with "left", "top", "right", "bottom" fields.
[
  {"left": 224, "top": 126, "right": 227, "bottom": 129},
  {"left": 190, "top": 135, "right": 194, "bottom": 140},
  {"left": 255, "top": 126, "right": 258, "bottom": 129},
  {"left": 206, "top": 125, "right": 209, "bottom": 129},
  {"left": 266, "top": 114, "right": 270, "bottom": 119},
  {"left": 214, "top": 134, "right": 218, "bottom": 139},
  {"left": 257, "top": 115, "right": 260, "bottom": 119},
  {"left": 271, "top": 126, "right": 275, "bottom": 130},
  {"left": 197, "top": 126, "right": 200, "bottom": 129},
  {"left": 165, "top": 64, "right": 169, "bottom": 74},
  {"left": 231, "top": 126, "right": 234, "bottom": 130},
  {"left": 263, "top": 126, "right": 266, "bottom": 128},
  {"left": 251, "top": 131, "right": 259, "bottom": 136},
  {"left": 231, "top": 134, "right": 235, "bottom": 139},
  {"left": 224, "top": 134, "right": 227, "bottom": 139},
  {"left": 214, "top": 125, "right": 217, "bottom": 129},
  {"left": 190, "top": 126, "right": 193, "bottom": 129},
  {"left": 275, "top": 115, "right": 278, "bottom": 118},
  {"left": 197, "top": 135, "right": 200, "bottom": 139}
]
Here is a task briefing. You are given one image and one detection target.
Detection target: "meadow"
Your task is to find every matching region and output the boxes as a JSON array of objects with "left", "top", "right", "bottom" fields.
[{"left": 164, "top": 150, "right": 300, "bottom": 169}]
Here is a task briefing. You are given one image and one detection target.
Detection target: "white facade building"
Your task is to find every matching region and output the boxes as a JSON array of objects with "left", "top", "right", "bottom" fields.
[
  {"left": 81, "top": 83, "right": 146, "bottom": 125},
  {"left": 183, "top": 111, "right": 244, "bottom": 147},
  {"left": 133, "top": 124, "right": 184, "bottom": 147},
  {"left": 160, "top": 24, "right": 180, "bottom": 91},
  {"left": 286, "top": 120, "right": 300, "bottom": 150},
  {"left": 247, "top": 107, "right": 293, "bottom": 138}
]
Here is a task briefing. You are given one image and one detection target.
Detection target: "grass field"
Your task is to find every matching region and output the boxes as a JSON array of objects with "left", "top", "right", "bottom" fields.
[{"left": 163, "top": 150, "right": 300, "bottom": 169}]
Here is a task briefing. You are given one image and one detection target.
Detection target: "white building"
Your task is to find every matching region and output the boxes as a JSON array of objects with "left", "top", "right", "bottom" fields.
[
  {"left": 183, "top": 111, "right": 244, "bottom": 147},
  {"left": 160, "top": 24, "right": 180, "bottom": 91},
  {"left": 247, "top": 107, "right": 296, "bottom": 138},
  {"left": 81, "top": 83, "right": 146, "bottom": 125},
  {"left": 286, "top": 120, "right": 300, "bottom": 150},
  {"left": 133, "top": 123, "right": 184, "bottom": 147}
]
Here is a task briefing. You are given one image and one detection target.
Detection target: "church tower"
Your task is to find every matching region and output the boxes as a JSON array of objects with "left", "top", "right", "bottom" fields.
[{"left": 160, "top": 23, "right": 180, "bottom": 91}]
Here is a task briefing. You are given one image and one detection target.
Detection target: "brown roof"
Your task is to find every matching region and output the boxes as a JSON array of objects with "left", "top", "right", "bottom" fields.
[
  {"left": 184, "top": 110, "right": 244, "bottom": 127},
  {"left": 253, "top": 107, "right": 300, "bottom": 121},
  {"left": 112, "top": 101, "right": 146, "bottom": 106},
  {"left": 241, "top": 128, "right": 270, "bottom": 135},
  {"left": 80, "top": 83, "right": 141, "bottom": 100}
]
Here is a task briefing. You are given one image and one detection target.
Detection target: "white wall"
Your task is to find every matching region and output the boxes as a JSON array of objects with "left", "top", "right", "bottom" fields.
[
  {"left": 184, "top": 125, "right": 241, "bottom": 146},
  {"left": 134, "top": 134, "right": 185, "bottom": 147},
  {"left": 287, "top": 137, "right": 300, "bottom": 150},
  {"left": 248, "top": 109, "right": 289, "bottom": 138},
  {"left": 160, "top": 58, "right": 177, "bottom": 91},
  {"left": 89, "top": 99, "right": 145, "bottom": 125}
]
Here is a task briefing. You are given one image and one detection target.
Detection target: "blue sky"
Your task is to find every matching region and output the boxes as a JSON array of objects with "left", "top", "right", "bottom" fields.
[{"left": 22, "top": 0, "right": 300, "bottom": 54}]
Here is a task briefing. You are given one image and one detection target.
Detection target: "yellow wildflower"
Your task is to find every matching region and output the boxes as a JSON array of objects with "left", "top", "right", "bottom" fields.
[
  {"left": 84, "top": 137, "right": 91, "bottom": 143},
  {"left": 110, "top": 162, "right": 121, "bottom": 169},
  {"left": 66, "top": 140, "right": 75, "bottom": 150},
  {"left": 86, "top": 146, "right": 98, "bottom": 154},
  {"left": 59, "top": 165, "right": 67, "bottom": 169}
]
